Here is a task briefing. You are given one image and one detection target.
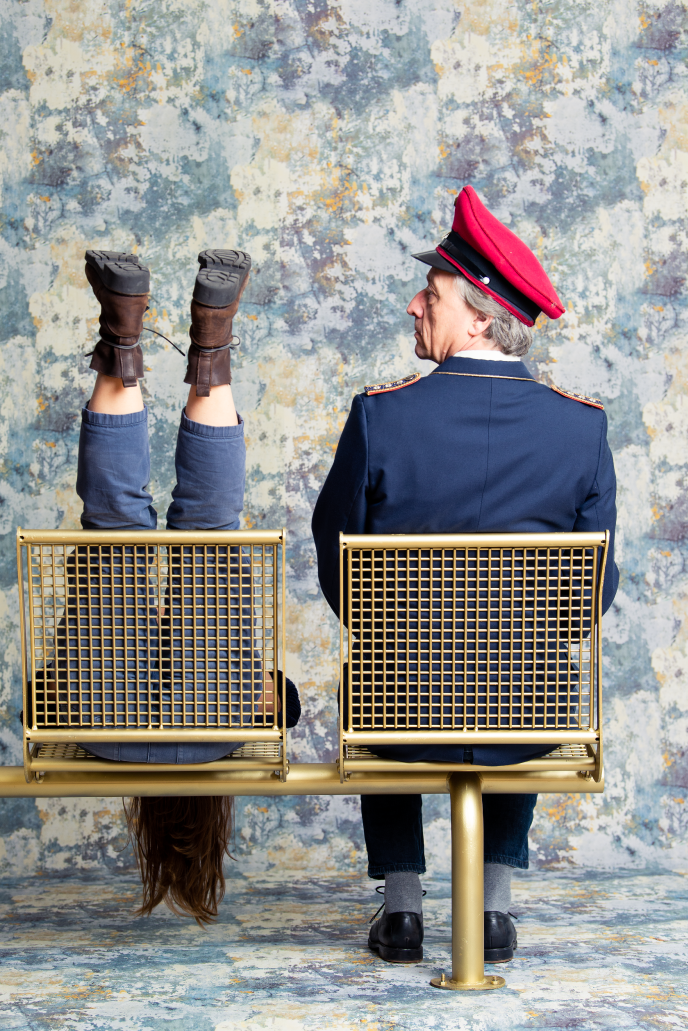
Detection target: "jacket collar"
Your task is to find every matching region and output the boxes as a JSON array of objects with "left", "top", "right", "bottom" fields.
[{"left": 434, "top": 355, "right": 534, "bottom": 379}]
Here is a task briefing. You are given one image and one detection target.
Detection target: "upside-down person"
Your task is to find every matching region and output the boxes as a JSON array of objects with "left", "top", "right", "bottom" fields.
[
  {"left": 312, "top": 186, "right": 618, "bottom": 964},
  {"left": 73, "top": 249, "right": 300, "bottom": 923}
]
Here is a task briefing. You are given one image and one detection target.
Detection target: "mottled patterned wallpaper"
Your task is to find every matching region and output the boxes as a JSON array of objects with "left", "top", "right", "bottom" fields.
[{"left": 0, "top": 0, "right": 686, "bottom": 880}]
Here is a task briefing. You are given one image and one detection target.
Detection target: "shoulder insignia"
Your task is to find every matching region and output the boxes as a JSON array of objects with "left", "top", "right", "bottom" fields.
[
  {"left": 364, "top": 373, "right": 421, "bottom": 396},
  {"left": 550, "top": 385, "right": 604, "bottom": 410}
]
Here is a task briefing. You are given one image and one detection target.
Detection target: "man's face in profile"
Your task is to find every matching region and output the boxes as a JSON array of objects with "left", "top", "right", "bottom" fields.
[{"left": 407, "top": 268, "right": 491, "bottom": 364}]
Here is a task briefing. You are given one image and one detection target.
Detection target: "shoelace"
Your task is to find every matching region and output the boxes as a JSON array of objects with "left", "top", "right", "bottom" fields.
[
  {"left": 141, "top": 325, "right": 186, "bottom": 356},
  {"left": 368, "top": 890, "right": 515, "bottom": 924},
  {"left": 86, "top": 305, "right": 242, "bottom": 360},
  {"left": 141, "top": 304, "right": 186, "bottom": 355},
  {"left": 85, "top": 331, "right": 185, "bottom": 358},
  {"left": 148, "top": 300, "right": 242, "bottom": 353},
  {"left": 369, "top": 885, "right": 427, "bottom": 924},
  {"left": 189, "top": 340, "right": 241, "bottom": 356},
  {"left": 84, "top": 340, "right": 139, "bottom": 357}
]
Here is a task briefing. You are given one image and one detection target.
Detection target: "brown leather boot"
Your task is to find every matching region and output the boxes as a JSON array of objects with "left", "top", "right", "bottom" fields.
[
  {"left": 84, "top": 250, "right": 150, "bottom": 387},
  {"left": 184, "top": 249, "right": 251, "bottom": 396}
]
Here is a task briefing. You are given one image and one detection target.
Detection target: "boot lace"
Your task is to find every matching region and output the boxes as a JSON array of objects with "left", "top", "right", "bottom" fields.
[
  {"left": 190, "top": 337, "right": 241, "bottom": 354},
  {"left": 141, "top": 325, "right": 186, "bottom": 356},
  {"left": 369, "top": 885, "right": 427, "bottom": 923}
]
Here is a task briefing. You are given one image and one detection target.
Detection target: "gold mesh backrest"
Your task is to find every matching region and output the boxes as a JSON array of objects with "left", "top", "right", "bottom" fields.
[
  {"left": 342, "top": 534, "right": 607, "bottom": 735},
  {"left": 19, "top": 532, "right": 283, "bottom": 731}
]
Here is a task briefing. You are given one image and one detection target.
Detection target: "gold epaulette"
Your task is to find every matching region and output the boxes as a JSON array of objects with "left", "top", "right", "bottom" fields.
[
  {"left": 364, "top": 373, "right": 421, "bottom": 396},
  {"left": 550, "top": 385, "right": 604, "bottom": 410}
]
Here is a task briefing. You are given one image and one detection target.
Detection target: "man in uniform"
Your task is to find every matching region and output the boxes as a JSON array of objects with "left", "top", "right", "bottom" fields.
[{"left": 312, "top": 185, "right": 618, "bottom": 964}]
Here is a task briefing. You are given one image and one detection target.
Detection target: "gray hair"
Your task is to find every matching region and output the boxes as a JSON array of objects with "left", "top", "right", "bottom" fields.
[{"left": 454, "top": 272, "right": 533, "bottom": 356}]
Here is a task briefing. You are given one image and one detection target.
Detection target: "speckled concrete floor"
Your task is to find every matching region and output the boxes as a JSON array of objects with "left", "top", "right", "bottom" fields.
[{"left": 0, "top": 871, "right": 686, "bottom": 1030}]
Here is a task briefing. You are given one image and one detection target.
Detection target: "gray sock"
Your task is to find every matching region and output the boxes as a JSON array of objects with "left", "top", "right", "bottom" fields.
[
  {"left": 483, "top": 863, "right": 512, "bottom": 913},
  {"left": 384, "top": 871, "right": 423, "bottom": 915}
]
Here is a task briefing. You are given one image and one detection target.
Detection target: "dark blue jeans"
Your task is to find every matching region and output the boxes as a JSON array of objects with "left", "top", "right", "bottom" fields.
[
  {"left": 361, "top": 792, "right": 537, "bottom": 878},
  {"left": 77, "top": 406, "right": 245, "bottom": 533},
  {"left": 361, "top": 743, "right": 544, "bottom": 876},
  {"left": 360, "top": 739, "right": 543, "bottom": 874},
  {"left": 76, "top": 405, "right": 247, "bottom": 763}
]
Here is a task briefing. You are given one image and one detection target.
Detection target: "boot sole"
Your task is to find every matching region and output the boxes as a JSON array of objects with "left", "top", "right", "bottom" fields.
[
  {"left": 369, "top": 941, "right": 423, "bottom": 964},
  {"left": 198, "top": 248, "right": 252, "bottom": 272},
  {"left": 194, "top": 250, "right": 251, "bottom": 307},
  {"left": 85, "top": 250, "right": 150, "bottom": 295}
]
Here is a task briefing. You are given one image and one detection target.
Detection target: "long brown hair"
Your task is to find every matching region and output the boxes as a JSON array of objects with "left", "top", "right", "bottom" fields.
[{"left": 124, "top": 796, "right": 235, "bottom": 925}]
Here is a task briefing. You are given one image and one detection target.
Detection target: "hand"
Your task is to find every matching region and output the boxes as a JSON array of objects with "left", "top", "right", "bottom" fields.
[{"left": 256, "top": 671, "right": 281, "bottom": 716}]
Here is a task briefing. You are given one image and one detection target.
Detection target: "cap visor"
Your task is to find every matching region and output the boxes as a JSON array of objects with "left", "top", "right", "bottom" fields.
[{"left": 412, "top": 249, "right": 462, "bottom": 274}]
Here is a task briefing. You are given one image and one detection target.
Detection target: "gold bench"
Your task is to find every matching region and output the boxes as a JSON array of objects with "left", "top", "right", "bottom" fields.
[{"left": 4, "top": 527, "right": 608, "bottom": 993}]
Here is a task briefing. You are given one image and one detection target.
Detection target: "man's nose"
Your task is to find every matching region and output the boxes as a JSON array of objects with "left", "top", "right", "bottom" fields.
[{"left": 407, "top": 291, "right": 424, "bottom": 317}]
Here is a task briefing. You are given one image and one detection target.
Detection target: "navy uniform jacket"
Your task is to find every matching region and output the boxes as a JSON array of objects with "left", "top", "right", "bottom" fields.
[{"left": 312, "top": 355, "right": 619, "bottom": 764}]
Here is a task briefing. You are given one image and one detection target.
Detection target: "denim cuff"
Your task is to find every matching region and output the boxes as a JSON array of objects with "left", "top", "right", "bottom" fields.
[
  {"left": 180, "top": 408, "right": 245, "bottom": 438},
  {"left": 368, "top": 862, "right": 427, "bottom": 880},
  {"left": 483, "top": 852, "right": 529, "bottom": 870},
  {"left": 81, "top": 405, "right": 148, "bottom": 428}
]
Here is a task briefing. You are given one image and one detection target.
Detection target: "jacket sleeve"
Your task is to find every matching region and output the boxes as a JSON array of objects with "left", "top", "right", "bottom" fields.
[
  {"left": 311, "top": 394, "right": 369, "bottom": 616},
  {"left": 573, "top": 411, "right": 619, "bottom": 614},
  {"left": 275, "top": 673, "right": 301, "bottom": 729}
]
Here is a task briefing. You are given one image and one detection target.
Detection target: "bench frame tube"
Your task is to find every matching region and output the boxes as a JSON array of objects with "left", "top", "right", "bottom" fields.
[{"left": 431, "top": 773, "right": 504, "bottom": 991}]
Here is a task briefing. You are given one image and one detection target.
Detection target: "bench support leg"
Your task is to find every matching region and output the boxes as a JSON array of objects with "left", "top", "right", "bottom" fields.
[{"left": 431, "top": 772, "right": 505, "bottom": 991}]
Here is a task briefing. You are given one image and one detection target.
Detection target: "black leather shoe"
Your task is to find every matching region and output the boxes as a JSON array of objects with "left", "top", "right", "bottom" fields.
[
  {"left": 484, "top": 911, "right": 517, "bottom": 963},
  {"left": 368, "top": 910, "right": 423, "bottom": 963}
]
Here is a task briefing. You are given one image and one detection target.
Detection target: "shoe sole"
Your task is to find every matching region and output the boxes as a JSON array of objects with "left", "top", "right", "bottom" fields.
[
  {"left": 85, "top": 250, "right": 150, "bottom": 295},
  {"left": 369, "top": 941, "right": 423, "bottom": 964},
  {"left": 194, "top": 249, "right": 251, "bottom": 307},
  {"left": 485, "top": 934, "right": 517, "bottom": 963},
  {"left": 484, "top": 946, "right": 514, "bottom": 963}
]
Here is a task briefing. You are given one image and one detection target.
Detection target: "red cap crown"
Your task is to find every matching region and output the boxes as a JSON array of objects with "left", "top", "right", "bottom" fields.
[{"left": 449, "top": 186, "right": 565, "bottom": 323}]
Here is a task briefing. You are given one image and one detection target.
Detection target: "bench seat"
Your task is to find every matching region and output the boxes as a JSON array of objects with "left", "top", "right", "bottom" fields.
[
  {"left": 343, "top": 742, "right": 596, "bottom": 774},
  {"left": 30, "top": 741, "right": 283, "bottom": 775}
]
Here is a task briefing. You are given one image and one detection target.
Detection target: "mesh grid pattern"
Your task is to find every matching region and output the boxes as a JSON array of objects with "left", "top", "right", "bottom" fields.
[
  {"left": 36, "top": 743, "right": 95, "bottom": 761},
  {"left": 26, "top": 542, "right": 277, "bottom": 729},
  {"left": 34, "top": 741, "right": 282, "bottom": 762},
  {"left": 345, "top": 743, "right": 590, "bottom": 761},
  {"left": 346, "top": 546, "right": 600, "bottom": 732}
]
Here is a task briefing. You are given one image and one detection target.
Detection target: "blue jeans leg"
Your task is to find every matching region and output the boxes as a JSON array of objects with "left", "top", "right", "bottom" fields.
[
  {"left": 361, "top": 792, "right": 537, "bottom": 878},
  {"left": 483, "top": 794, "right": 537, "bottom": 868},
  {"left": 76, "top": 406, "right": 246, "bottom": 764},
  {"left": 362, "top": 795, "right": 426, "bottom": 879},
  {"left": 166, "top": 409, "right": 245, "bottom": 530},
  {"left": 163, "top": 409, "right": 247, "bottom": 761},
  {"left": 77, "top": 407, "right": 157, "bottom": 530}
]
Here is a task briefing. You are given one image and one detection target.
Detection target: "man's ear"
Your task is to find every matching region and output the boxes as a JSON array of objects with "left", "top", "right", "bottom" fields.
[{"left": 469, "top": 311, "right": 493, "bottom": 339}]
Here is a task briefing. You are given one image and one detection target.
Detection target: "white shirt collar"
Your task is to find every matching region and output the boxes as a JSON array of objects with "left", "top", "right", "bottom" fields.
[{"left": 448, "top": 350, "right": 521, "bottom": 363}]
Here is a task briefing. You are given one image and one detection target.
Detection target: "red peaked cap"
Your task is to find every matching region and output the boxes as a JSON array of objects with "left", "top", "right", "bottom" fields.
[{"left": 413, "top": 185, "right": 565, "bottom": 326}]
